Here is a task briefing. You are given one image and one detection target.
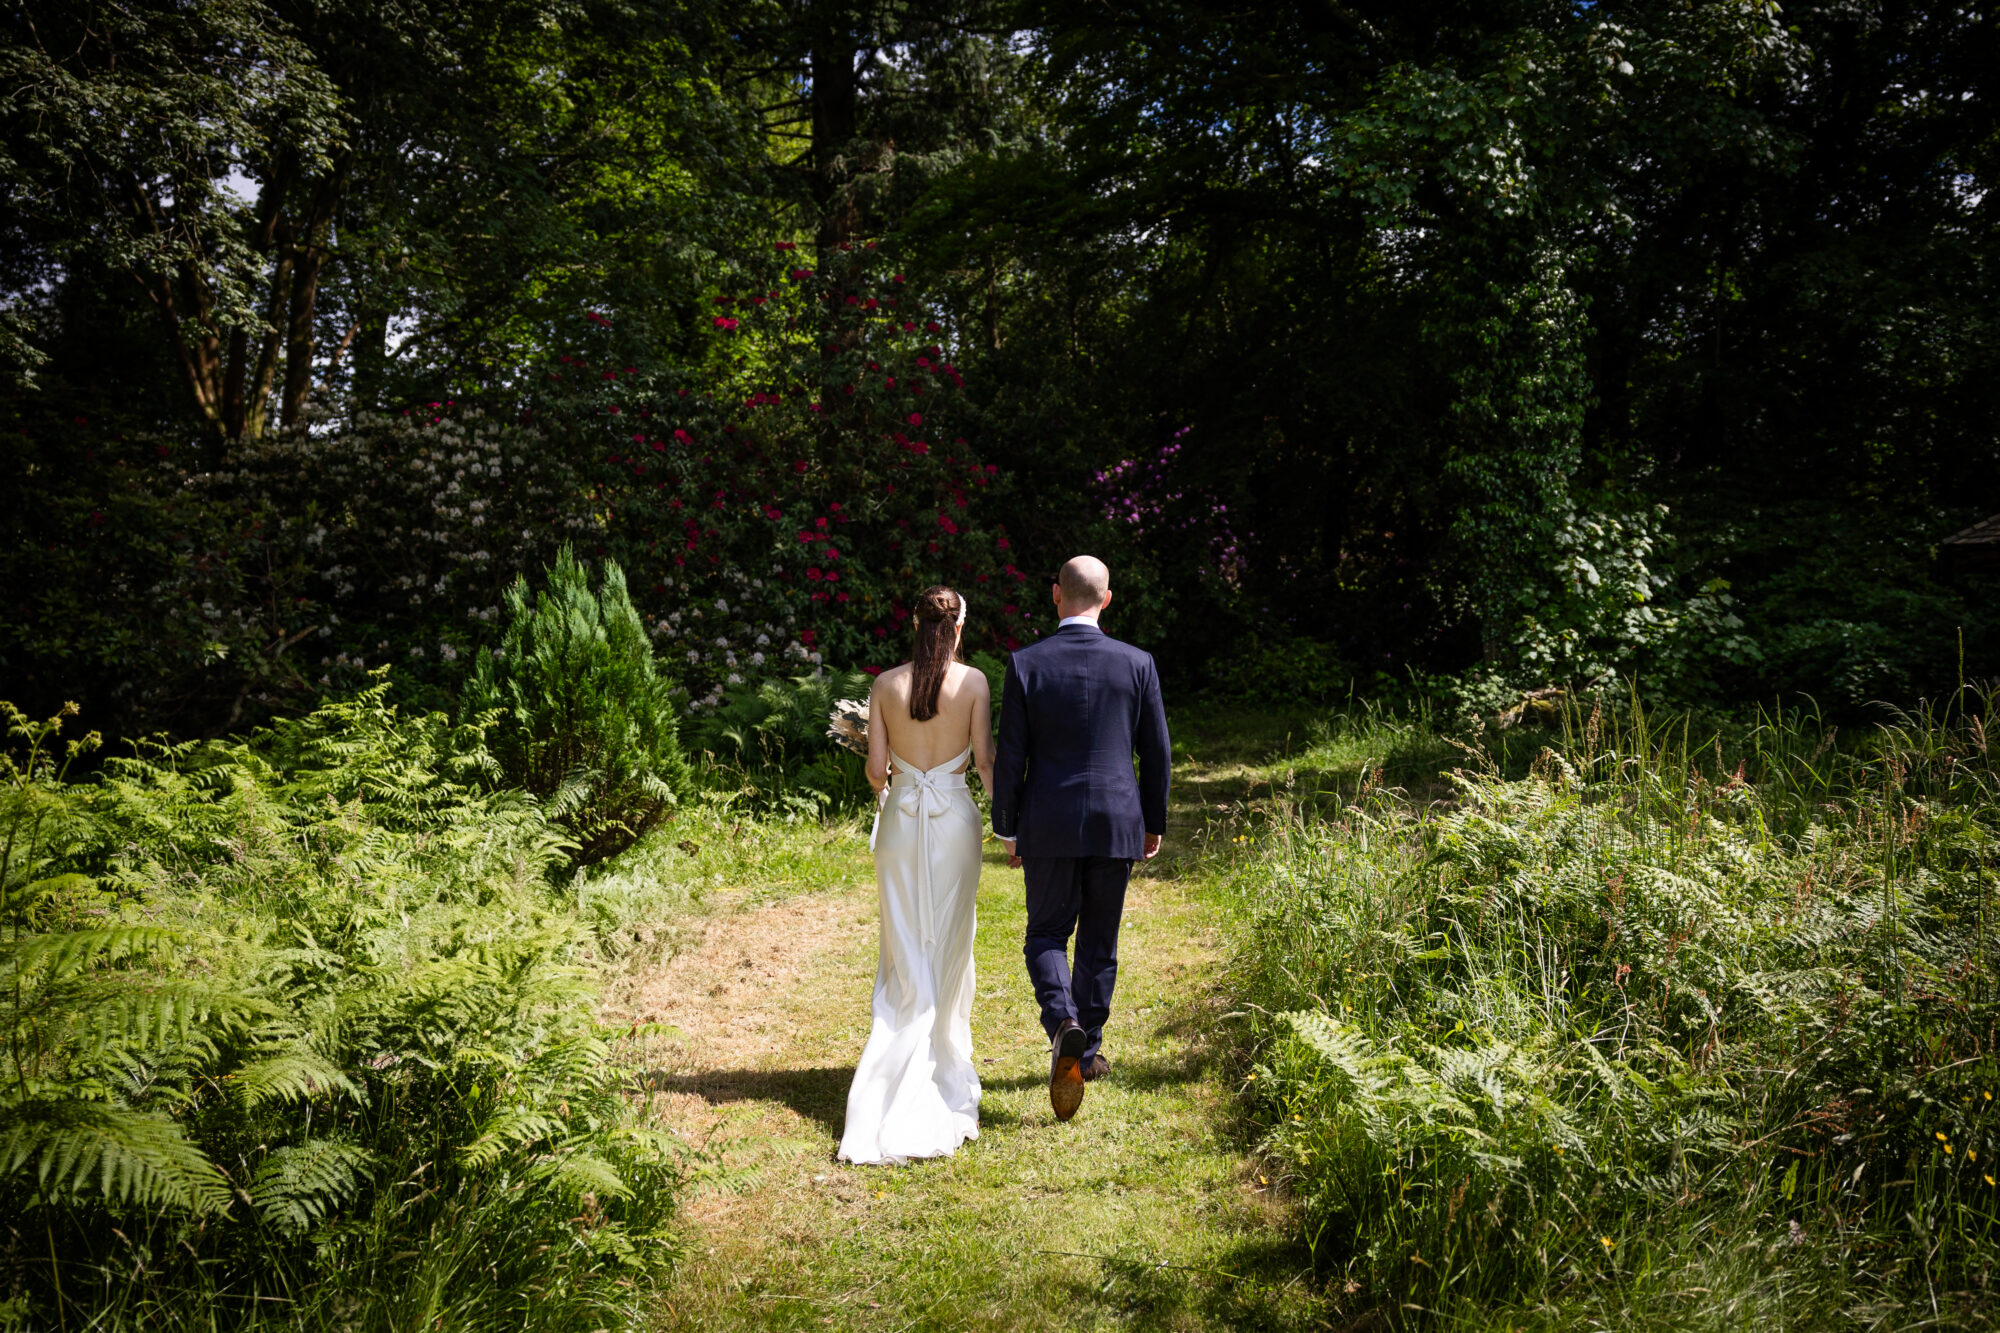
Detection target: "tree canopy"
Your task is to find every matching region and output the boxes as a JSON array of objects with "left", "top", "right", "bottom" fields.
[{"left": 4, "top": 0, "right": 1996, "bottom": 736}]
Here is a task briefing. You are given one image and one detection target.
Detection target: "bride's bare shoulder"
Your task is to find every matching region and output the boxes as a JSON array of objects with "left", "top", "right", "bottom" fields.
[
  {"left": 873, "top": 662, "right": 914, "bottom": 691},
  {"left": 946, "top": 660, "right": 989, "bottom": 696}
]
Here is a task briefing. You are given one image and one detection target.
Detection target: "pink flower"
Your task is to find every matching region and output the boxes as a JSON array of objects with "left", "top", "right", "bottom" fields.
[
  {"left": 908, "top": 413, "right": 922, "bottom": 426},
  {"left": 806, "top": 567, "right": 823, "bottom": 580},
  {"left": 998, "top": 537, "right": 1011, "bottom": 549}
]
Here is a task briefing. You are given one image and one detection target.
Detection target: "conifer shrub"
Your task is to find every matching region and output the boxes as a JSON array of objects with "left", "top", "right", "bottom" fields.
[{"left": 466, "top": 548, "right": 692, "bottom": 865}]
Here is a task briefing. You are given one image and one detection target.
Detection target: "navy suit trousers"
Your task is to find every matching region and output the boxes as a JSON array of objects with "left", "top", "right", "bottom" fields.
[{"left": 1022, "top": 855, "right": 1131, "bottom": 1063}]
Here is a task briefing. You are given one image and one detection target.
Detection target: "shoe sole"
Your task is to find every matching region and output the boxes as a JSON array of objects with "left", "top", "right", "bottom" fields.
[{"left": 1050, "top": 1027, "right": 1088, "bottom": 1121}]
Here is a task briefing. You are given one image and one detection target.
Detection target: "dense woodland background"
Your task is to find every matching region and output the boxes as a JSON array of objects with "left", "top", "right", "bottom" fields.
[{"left": 5, "top": 0, "right": 1998, "bottom": 741}]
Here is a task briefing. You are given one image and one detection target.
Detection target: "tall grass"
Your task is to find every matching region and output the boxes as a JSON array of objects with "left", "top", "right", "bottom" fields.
[{"left": 1236, "top": 686, "right": 2000, "bottom": 1328}]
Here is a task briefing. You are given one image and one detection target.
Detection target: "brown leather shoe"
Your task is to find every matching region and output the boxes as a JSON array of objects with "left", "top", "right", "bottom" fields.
[
  {"left": 1049, "top": 1020, "right": 1087, "bottom": 1121},
  {"left": 1081, "top": 1053, "right": 1110, "bottom": 1082}
]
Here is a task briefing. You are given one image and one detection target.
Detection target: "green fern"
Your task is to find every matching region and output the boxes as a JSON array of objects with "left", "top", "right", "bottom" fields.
[{"left": 2, "top": 690, "right": 686, "bottom": 1327}]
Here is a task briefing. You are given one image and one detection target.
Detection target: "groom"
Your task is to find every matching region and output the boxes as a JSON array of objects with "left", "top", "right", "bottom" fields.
[{"left": 992, "top": 555, "right": 1170, "bottom": 1121}]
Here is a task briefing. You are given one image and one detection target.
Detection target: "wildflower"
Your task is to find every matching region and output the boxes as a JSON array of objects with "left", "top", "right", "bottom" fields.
[{"left": 1599, "top": 1237, "right": 1614, "bottom": 1250}]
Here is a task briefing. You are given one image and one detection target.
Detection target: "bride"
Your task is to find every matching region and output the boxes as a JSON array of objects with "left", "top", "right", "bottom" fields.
[{"left": 837, "top": 586, "right": 993, "bottom": 1165}]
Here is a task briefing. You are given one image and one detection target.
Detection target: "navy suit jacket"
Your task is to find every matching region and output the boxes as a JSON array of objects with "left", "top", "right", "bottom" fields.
[{"left": 990, "top": 623, "right": 1171, "bottom": 860}]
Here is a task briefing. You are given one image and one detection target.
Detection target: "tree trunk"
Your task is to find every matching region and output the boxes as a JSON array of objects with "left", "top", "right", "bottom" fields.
[{"left": 810, "top": 32, "right": 859, "bottom": 252}]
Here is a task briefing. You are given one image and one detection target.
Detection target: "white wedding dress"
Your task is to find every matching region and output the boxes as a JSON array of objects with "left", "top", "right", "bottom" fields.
[{"left": 837, "top": 743, "right": 983, "bottom": 1165}]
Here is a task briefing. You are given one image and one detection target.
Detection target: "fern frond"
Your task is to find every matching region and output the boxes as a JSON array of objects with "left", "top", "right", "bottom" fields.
[
  {"left": 0, "top": 1097, "right": 229, "bottom": 1214},
  {"left": 229, "top": 1049, "right": 363, "bottom": 1108},
  {"left": 248, "top": 1139, "right": 377, "bottom": 1236},
  {"left": 457, "top": 1109, "right": 565, "bottom": 1168}
]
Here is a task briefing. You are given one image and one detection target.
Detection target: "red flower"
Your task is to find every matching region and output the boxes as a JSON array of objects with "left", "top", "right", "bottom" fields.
[
  {"left": 674, "top": 428, "right": 693, "bottom": 443},
  {"left": 801, "top": 629, "right": 818, "bottom": 646},
  {"left": 874, "top": 626, "right": 888, "bottom": 638},
  {"left": 775, "top": 240, "right": 796, "bottom": 251},
  {"left": 865, "top": 664, "right": 882, "bottom": 675},
  {"left": 891, "top": 274, "right": 906, "bottom": 284},
  {"left": 825, "top": 571, "right": 840, "bottom": 583},
  {"left": 586, "top": 311, "right": 611, "bottom": 326},
  {"left": 907, "top": 413, "right": 922, "bottom": 426},
  {"left": 806, "top": 567, "right": 823, "bottom": 581},
  {"left": 926, "top": 322, "right": 941, "bottom": 333},
  {"left": 836, "top": 592, "right": 851, "bottom": 603},
  {"left": 793, "top": 460, "right": 809, "bottom": 474}
]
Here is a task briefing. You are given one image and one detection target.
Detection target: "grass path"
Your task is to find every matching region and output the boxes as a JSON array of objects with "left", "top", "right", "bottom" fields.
[{"left": 616, "top": 753, "right": 1328, "bottom": 1331}]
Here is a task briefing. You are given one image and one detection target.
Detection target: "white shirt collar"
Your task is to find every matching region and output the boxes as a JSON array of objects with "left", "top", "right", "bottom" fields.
[{"left": 1057, "top": 615, "right": 1103, "bottom": 631}]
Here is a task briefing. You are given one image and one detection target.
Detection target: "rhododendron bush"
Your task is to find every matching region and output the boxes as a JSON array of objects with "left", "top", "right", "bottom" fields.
[
  {"left": 539, "top": 239, "right": 1033, "bottom": 707},
  {"left": 1, "top": 242, "right": 1030, "bottom": 735}
]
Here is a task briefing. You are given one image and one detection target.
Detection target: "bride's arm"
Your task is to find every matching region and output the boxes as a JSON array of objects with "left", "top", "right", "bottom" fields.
[
  {"left": 970, "top": 669, "right": 995, "bottom": 796},
  {"left": 866, "top": 678, "right": 891, "bottom": 795}
]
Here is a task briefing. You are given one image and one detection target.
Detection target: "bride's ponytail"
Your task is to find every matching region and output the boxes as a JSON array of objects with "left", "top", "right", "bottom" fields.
[{"left": 908, "top": 586, "right": 964, "bottom": 721}]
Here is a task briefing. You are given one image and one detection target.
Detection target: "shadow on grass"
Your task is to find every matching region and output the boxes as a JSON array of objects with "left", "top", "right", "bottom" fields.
[
  {"left": 637, "top": 1064, "right": 852, "bottom": 1136},
  {"left": 1038, "top": 1231, "right": 1336, "bottom": 1331}
]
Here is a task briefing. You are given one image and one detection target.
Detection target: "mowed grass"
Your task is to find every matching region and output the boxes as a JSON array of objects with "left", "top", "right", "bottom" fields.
[{"left": 625, "top": 711, "right": 1369, "bottom": 1332}]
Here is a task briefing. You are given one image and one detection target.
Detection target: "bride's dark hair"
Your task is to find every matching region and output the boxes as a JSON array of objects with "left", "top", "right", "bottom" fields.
[{"left": 907, "top": 586, "right": 964, "bottom": 722}]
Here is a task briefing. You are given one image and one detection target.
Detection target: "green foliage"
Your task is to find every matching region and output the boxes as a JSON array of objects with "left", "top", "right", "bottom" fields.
[
  {"left": 1236, "top": 689, "right": 2000, "bottom": 1323},
  {"left": 0, "top": 684, "right": 682, "bottom": 1330},
  {"left": 1204, "top": 637, "right": 1354, "bottom": 704},
  {"left": 688, "top": 669, "right": 874, "bottom": 814},
  {"left": 466, "top": 548, "right": 692, "bottom": 866}
]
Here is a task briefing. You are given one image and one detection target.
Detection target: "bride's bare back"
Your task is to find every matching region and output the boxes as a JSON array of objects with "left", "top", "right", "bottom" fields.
[{"left": 868, "top": 661, "right": 995, "bottom": 791}]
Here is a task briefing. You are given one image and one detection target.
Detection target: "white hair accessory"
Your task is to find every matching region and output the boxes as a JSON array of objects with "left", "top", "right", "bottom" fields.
[{"left": 955, "top": 592, "right": 968, "bottom": 627}]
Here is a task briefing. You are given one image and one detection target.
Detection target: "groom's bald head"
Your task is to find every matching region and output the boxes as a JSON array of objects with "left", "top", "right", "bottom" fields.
[{"left": 1055, "top": 555, "right": 1112, "bottom": 617}]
